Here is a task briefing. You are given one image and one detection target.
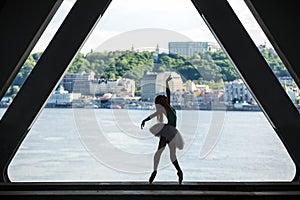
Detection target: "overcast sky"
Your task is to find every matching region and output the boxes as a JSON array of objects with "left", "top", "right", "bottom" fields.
[{"left": 32, "top": 0, "right": 271, "bottom": 54}]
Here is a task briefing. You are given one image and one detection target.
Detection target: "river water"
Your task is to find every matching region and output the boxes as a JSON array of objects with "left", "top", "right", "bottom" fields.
[{"left": 1, "top": 108, "right": 295, "bottom": 182}]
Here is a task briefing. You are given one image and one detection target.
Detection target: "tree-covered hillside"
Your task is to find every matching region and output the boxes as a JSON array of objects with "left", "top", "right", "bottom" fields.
[
  {"left": 5, "top": 49, "right": 289, "bottom": 98},
  {"left": 67, "top": 50, "right": 238, "bottom": 83}
]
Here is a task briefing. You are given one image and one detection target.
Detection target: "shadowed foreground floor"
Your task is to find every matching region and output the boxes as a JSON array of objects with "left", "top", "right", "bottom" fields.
[{"left": 1, "top": 182, "right": 300, "bottom": 200}]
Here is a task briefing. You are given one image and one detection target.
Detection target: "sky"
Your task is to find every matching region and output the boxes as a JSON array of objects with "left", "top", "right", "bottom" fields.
[{"left": 32, "top": 0, "right": 271, "bottom": 54}]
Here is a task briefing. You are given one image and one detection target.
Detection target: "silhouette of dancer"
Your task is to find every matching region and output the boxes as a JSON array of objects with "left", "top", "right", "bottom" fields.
[{"left": 141, "top": 75, "right": 183, "bottom": 184}]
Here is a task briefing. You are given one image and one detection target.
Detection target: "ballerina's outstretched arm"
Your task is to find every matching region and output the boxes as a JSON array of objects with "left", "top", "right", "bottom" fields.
[
  {"left": 166, "top": 75, "right": 172, "bottom": 105},
  {"left": 141, "top": 111, "right": 160, "bottom": 129}
]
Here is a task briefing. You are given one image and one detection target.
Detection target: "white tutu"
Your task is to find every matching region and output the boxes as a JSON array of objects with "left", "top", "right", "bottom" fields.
[{"left": 149, "top": 123, "right": 184, "bottom": 150}]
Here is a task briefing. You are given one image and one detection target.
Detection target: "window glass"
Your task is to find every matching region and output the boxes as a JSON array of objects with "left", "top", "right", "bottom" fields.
[{"left": 8, "top": 0, "right": 295, "bottom": 182}]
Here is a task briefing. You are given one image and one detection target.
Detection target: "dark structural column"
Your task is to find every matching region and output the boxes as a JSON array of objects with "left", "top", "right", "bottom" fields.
[
  {"left": 245, "top": 0, "right": 300, "bottom": 94},
  {"left": 0, "top": 0, "right": 62, "bottom": 100},
  {"left": 0, "top": 0, "right": 111, "bottom": 182},
  {"left": 192, "top": 0, "right": 300, "bottom": 181}
]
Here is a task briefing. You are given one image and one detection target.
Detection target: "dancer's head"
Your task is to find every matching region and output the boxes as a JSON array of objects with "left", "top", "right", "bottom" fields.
[
  {"left": 155, "top": 95, "right": 168, "bottom": 107},
  {"left": 154, "top": 95, "right": 168, "bottom": 122}
]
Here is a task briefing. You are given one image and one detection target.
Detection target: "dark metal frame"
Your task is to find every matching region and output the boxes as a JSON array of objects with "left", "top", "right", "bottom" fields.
[
  {"left": 0, "top": 0, "right": 63, "bottom": 100},
  {"left": 245, "top": 0, "right": 300, "bottom": 89}
]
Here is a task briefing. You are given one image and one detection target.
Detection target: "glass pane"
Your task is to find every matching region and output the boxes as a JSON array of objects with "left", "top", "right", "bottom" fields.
[
  {"left": 227, "top": 0, "right": 300, "bottom": 111},
  {"left": 8, "top": 0, "right": 295, "bottom": 182}
]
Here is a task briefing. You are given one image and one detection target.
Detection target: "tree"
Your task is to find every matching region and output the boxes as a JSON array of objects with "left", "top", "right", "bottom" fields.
[
  {"left": 209, "top": 50, "right": 239, "bottom": 81},
  {"left": 12, "top": 54, "right": 36, "bottom": 87},
  {"left": 68, "top": 53, "right": 90, "bottom": 73},
  {"left": 5, "top": 47, "right": 289, "bottom": 99}
]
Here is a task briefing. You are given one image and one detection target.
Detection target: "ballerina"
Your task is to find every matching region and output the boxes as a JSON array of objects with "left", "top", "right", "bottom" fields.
[{"left": 141, "top": 75, "right": 183, "bottom": 184}]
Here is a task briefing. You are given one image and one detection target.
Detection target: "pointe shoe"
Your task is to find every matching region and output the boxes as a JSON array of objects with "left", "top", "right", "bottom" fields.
[
  {"left": 177, "top": 171, "right": 183, "bottom": 184},
  {"left": 149, "top": 171, "right": 157, "bottom": 183}
]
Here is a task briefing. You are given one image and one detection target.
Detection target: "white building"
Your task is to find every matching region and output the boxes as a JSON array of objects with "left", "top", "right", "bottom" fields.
[
  {"left": 141, "top": 72, "right": 183, "bottom": 101},
  {"left": 116, "top": 78, "right": 135, "bottom": 97},
  {"left": 62, "top": 72, "right": 135, "bottom": 97},
  {"left": 277, "top": 76, "right": 299, "bottom": 104},
  {"left": 169, "top": 42, "right": 220, "bottom": 56},
  {"left": 224, "top": 79, "right": 254, "bottom": 104},
  {"left": 48, "top": 85, "right": 81, "bottom": 106},
  {"left": 185, "top": 81, "right": 197, "bottom": 92},
  {"left": 96, "top": 78, "right": 135, "bottom": 97}
]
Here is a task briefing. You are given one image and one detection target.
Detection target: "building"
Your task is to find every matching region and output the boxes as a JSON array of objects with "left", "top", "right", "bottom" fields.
[
  {"left": 282, "top": 80, "right": 299, "bottom": 105},
  {"left": 61, "top": 72, "right": 95, "bottom": 95},
  {"left": 141, "top": 72, "right": 183, "bottom": 101},
  {"left": 97, "top": 78, "right": 135, "bottom": 97},
  {"left": 62, "top": 72, "right": 135, "bottom": 97},
  {"left": 196, "top": 84, "right": 210, "bottom": 93},
  {"left": 168, "top": 41, "right": 220, "bottom": 56},
  {"left": 47, "top": 85, "right": 81, "bottom": 106},
  {"left": 185, "top": 81, "right": 197, "bottom": 92},
  {"left": 224, "top": 79, "right": 254, "bottom": 104},
  {"left": 140, "top": 72, "right": 157, "bottom": 101}
]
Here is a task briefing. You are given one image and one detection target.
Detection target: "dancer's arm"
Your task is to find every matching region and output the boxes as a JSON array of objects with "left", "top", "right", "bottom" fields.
[
  {"left": 141, "top": 111, "right": 159, "bottom": 129},
  {"left": 166, "top": 75, "right": 172, "bottom": 105}
]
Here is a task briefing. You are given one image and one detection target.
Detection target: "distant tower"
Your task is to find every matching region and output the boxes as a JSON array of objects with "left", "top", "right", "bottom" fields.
[
  {"left": 153, "top": 44, "right": 159, "bottom": 63},
  {"left": 131, "top": 44, "right": 134, "bottom": 52}
]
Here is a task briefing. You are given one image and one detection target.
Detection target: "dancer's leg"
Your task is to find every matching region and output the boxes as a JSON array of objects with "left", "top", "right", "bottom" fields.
[
  {"left": 168, "top": 140, "right": 183, "bottom": 184},
  {"left": 154, "top": 137, "right": 167, "bottom": 170},
  {"left": 149, "top": 136, "right": 167, "bottom": 183}
]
